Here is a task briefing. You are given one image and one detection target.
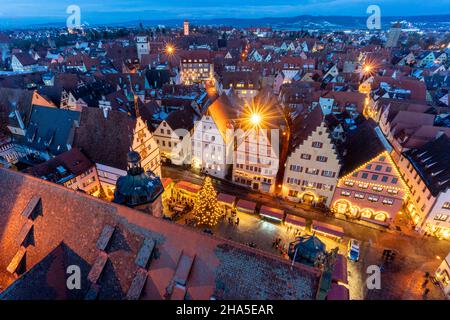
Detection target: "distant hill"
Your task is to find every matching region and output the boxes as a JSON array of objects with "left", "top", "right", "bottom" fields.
[{"left": 2, "top": 14, "right": 449, "bottom": 30}]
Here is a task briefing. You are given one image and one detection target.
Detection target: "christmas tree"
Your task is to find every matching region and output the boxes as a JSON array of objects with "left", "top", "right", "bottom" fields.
[{"left": 192, "top": 176, "right": 222, "bottom": 228}]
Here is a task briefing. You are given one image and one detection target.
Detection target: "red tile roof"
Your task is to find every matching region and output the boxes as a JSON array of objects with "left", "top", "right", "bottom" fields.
[{"left": 0, "top": 168, "right": 320, "bottom": 300}]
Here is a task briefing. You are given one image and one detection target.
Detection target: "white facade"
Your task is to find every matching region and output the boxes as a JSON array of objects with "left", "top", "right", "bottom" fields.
[
  {"left": 191, "top": 115, "right": 228, "bottom": 179},
  {"left": 136, "top": 35, "right": 150, "bottom": 61},
  {"left": 282, "top": 122, "right": 340, "bottom": 206},
  {"left": 154, "top": 120, "right": 190, "bottom": 165},
  {"left": 232, "top": 128, "right": 279, "bottom": 194}
]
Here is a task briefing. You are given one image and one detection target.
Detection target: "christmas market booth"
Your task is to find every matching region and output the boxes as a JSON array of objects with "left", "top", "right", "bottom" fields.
[
  {"left": 236, "top": 199, "right": 257, "bottom": 215},
  {"left": 161, "top": 177, "right": 175, "bottom": 202},
  {"left": 174, "top": 180, "right": 201, "bottom": 202},
  {"left": 285, "top": 214, "right": 307, "bottom": 230},
  {"left": 259, "top": 205, "right": 284, "bottom": 222},
  {"left": 217, "top": 193, "right": 236, "bottom": 214},
  {"left": 311, "top": 221, "right": 344, "bottom": 241}
]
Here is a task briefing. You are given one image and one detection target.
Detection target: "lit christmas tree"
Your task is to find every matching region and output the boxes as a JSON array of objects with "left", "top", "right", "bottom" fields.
[{"left": 193, "top": 176, "right": 222, "bottom": 228}]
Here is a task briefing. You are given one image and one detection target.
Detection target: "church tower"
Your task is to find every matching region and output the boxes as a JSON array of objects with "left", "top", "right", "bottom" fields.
[
  {"left": 183, "top": 20, "right": 190, "bottom": 36},
  {"left": 136, "top": 34, "right": 150, "bottom": 61}
]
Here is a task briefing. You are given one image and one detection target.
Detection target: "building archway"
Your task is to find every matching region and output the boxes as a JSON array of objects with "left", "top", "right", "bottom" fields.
[{"left": 301, "top": 192, "right": 316, "bottom": 205}]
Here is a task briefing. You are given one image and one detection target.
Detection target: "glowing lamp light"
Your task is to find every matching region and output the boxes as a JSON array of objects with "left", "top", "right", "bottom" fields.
[
  {"left": 363, "top": 65, "right": 372, "bottom": 73},
  {"left": 250, "top": 113, "right": 262, "bottom": 125},
  {"left": 166, "top": 44, "right": 175, "bottom": 55}
]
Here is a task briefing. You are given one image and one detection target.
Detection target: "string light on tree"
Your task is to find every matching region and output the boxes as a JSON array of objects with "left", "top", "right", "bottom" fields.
[{"left": 192, "top": 176, "right": 222, "bottom": 228}]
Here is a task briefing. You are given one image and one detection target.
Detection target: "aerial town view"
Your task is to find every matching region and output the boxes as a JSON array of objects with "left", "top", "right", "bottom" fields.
[{"left": 0, "top": 0, "right": 449, "bottom": 309}]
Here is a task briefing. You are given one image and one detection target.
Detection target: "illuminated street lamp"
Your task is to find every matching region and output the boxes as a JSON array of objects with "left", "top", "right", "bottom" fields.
[
  {"left": 250, "top": 113, "right": 262, "bottom": 126},
  {"left": 363, "top": 64, "right": 372, "bottom": 74},
  {"left": 165, "top": 44, "right": 175, "bottom": 55}
]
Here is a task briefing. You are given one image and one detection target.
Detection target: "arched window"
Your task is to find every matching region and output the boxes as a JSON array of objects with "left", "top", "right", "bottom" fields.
[
  {"left": 374, "top": 212, "right": 388, "bottom": 222},
  {"left": 360, "top": 209, "right": 373, "bottom": 219},
  {"left": 334, "top": 200, "right": 350, "bottom": 214}
]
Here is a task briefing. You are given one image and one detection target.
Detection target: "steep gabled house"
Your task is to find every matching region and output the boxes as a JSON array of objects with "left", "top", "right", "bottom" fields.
[
  {"left": 331, "top": 121, "right": 408, "bottom": 226},
  {"left": 232, "top": 89, "right": 285, "bottom": 194},
  {"left": 191, "top": 94, "right": 237, "bottom": 179},
  {"left": 73, "top": 107, "right": 161, "bottom": 198},
  {"left": 399, "top": 134, "right": 450, "bottom": 239},
  {"left": 154, "top": 108, "right": 196, "bottom": 165},
  {"left": 282, "top": 106, "right": 341, "bottom": 206},
  {"left": 23, "top": 147, "right": 101, "bottom": 196},
  {"left": 11, "top": 53, "right": 38, "bottom": 72}
]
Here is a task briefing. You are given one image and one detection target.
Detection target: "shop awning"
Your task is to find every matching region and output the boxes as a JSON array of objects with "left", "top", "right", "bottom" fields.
[
  {"left": 217, "top": 193, "right": 236, "bottom": 207},
  {"left": 259, "top": 206, "right": 284, "bottom": 221},
  {"left": 332, "top": 254, "right": 348, "bottom": 285},
  {"left": 236, "top": 199, "right": 257, "bottom": 213},
  {"left": 285, "top": 214, "right": 307, "bottom": 228},
  {"left": 175, "top": 181, "right": 201, "bottom": 194},
  {"left": 312, "top": 221, "right": 344, "bottom": 239},
  {"left": 327, "top": 283, "right": 349, "bottom": 300}
]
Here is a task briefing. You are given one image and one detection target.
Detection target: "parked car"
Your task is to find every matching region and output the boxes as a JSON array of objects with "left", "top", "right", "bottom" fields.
[{"left": 347, "top": 239, "right": 360, "bottom": 262}]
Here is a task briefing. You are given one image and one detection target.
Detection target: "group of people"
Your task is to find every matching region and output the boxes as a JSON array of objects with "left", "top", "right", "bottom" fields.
[
  {"left": 225, "top": 209, "right": 240, "bottom": 226},
  {"left": 285, "top": 224, "right": 302, "bottom": 237},
  {"left": 227, "top": 216, "right": 240, "bottom": 226}
]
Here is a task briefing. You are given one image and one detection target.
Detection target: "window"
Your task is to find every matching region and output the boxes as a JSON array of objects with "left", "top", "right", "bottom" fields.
[
  {"left": 375, "top": 165, "right": 382, "bottom": 171},
  {"left": 435, "top": 214, "right": 449, "bottom": 222},
  {"left": 382, "top": 198, "right": 394, "bottom": 205},
  {"left": 344, "top": 181, "right": 354, "bottom": 186},
  {"left": 312, "top": 141, "right": 323, "bottom": 148},
  {"left": 385, "top": 167, "right": 392, "bottom": 173},
  {"left": 358, "top": 183, "right": 369, "bottom": 189},
  {"left": 301, "top": 153, "right": 311, "bottom": 160},
  {"left": 341, "top": 190, "right": 351, "bottom": 197},
  {"left": 372, "top": 186, "right": 383, "bottom": 192},
  {"left": 392, "top": 178, "right": 398, "bottom": 184},
  {"left": 387, "top": 189, "right": 398, "bottom": 195},
  {"left": 306, "top": 168, "right": 320, "bottom": 175},
  {"left": 288, "top": 190, "right": 299, "bottom": 197},
  {"left": 379, "top": 156, "right": 386, "bottom": 161},
  {"left": 316, "top": 156, "right": 328, "bottom": 162},
  {"left": 371, "top": 174, "right": 379, "bottom": 181},
  {"left": 366, "top": 164, "right": 372, "bottom": 170},
  {"left": 368, "top": 195, "right": 379, "bottom": 202},
  {"left": 443, "top": 202, "right": 450, "bottom": 210},
  {"left": 362, "top": 173, "right": 368, "bottom": 179},
  {"left": 381, "top": 176, "right": 389, "bottom": 183},
  {"left": 322, "top": 170, "right": 335, "bottom": 178},
  {"left": 354, "top": 193, "right": 365, "bottom": 199}
]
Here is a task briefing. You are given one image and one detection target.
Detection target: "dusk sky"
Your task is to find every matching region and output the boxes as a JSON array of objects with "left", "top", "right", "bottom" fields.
[{"left": 1, "top": 0, "right": 449, "bottom": 26}]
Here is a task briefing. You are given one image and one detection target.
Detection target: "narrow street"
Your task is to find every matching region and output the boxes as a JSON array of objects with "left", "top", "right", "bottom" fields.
[{"left": 163, "top": 164, "right": 450, "bottom": 299}]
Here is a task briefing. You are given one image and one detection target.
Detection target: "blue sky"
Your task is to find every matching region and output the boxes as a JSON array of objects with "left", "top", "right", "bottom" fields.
[{"left": 0, "top": 0, "right": 449, "bottom": 25}]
